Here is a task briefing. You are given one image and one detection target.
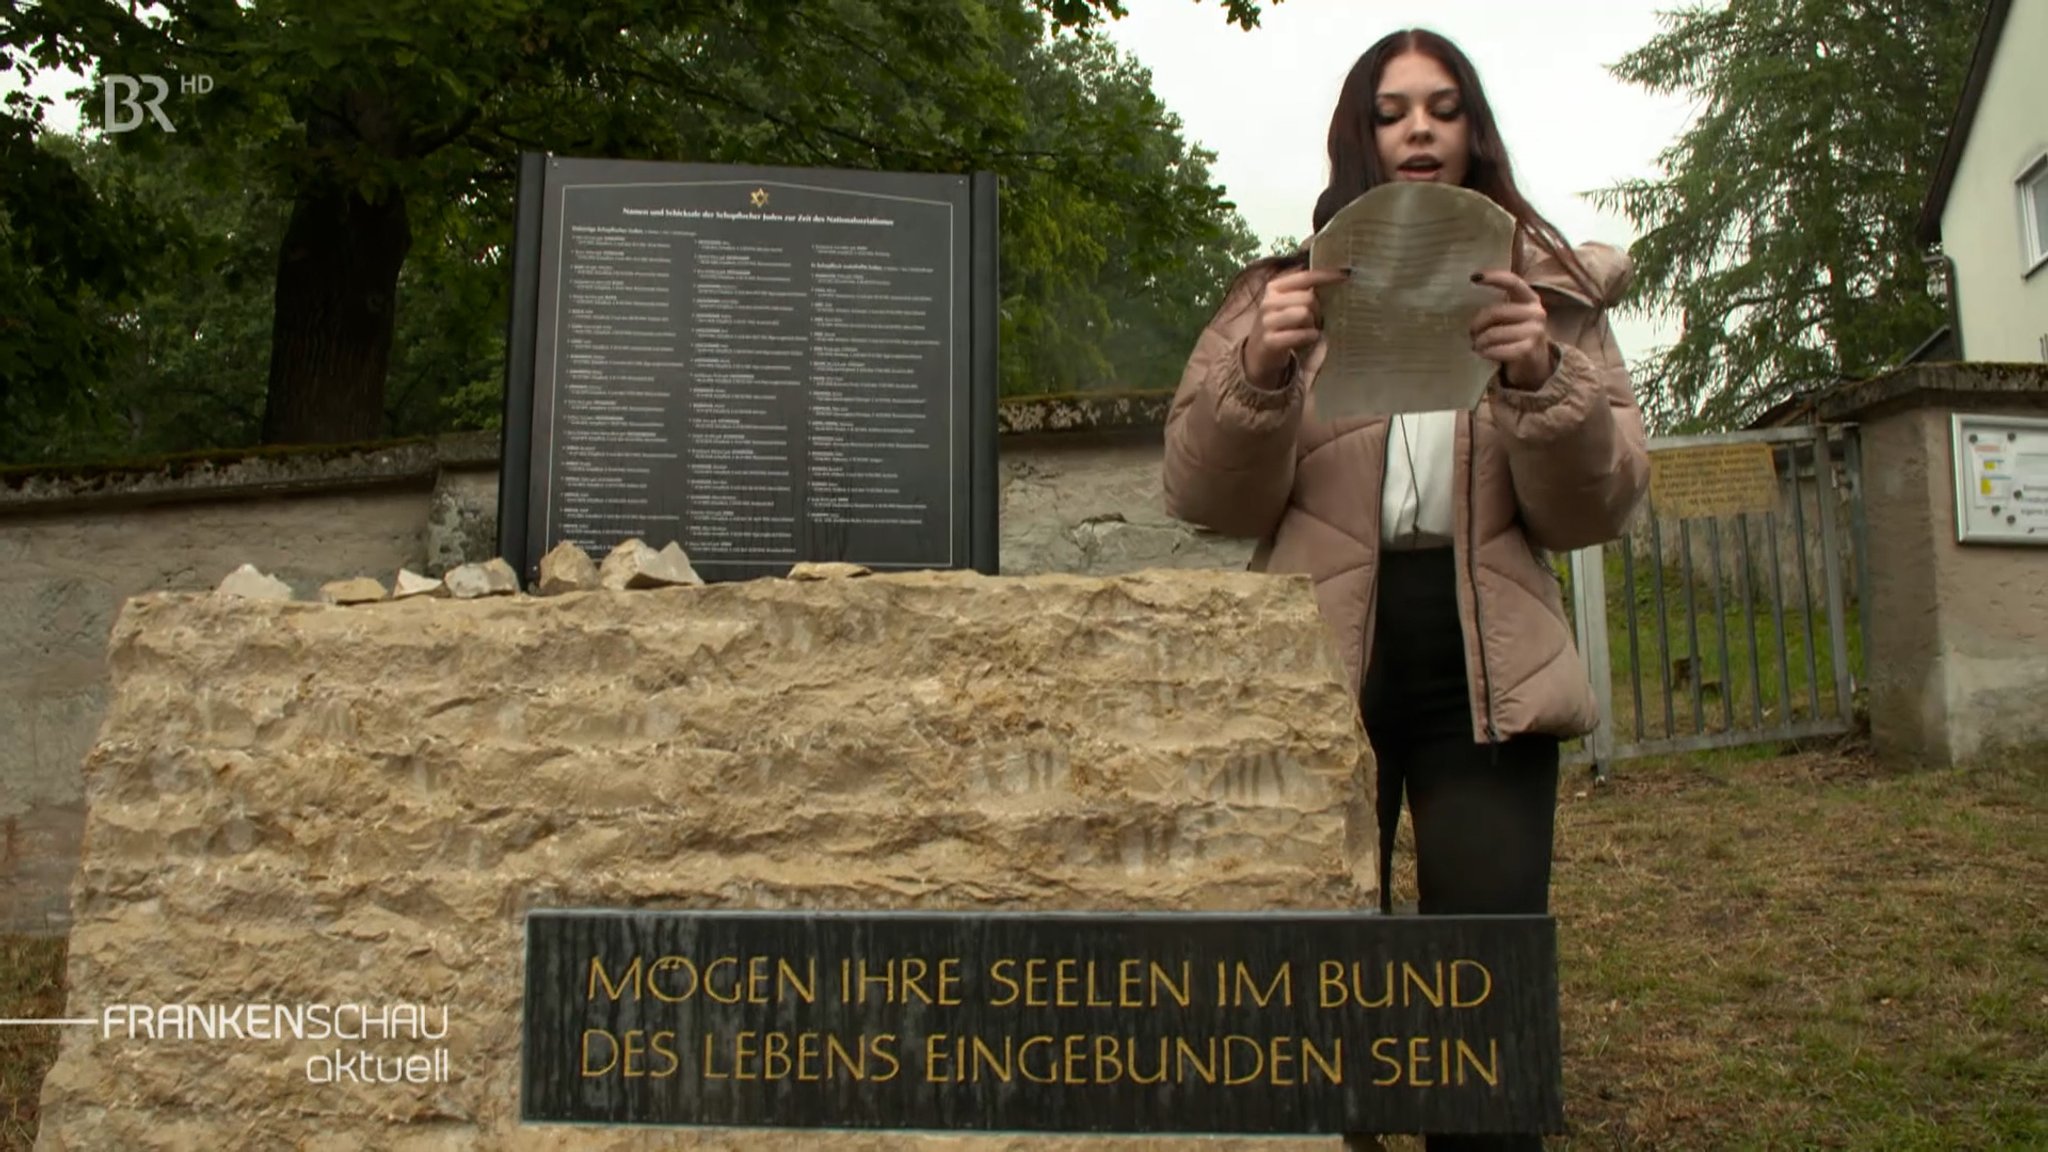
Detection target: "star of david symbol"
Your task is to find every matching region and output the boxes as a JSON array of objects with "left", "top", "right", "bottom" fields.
[{"left": 749, "top": 188, "right": 769, "bottom": 208}]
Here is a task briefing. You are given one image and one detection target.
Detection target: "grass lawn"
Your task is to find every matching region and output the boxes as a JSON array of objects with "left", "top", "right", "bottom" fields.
[
  {"left": 1391, "top": 740, "right": 2043, "bottom": 1150},
  {"left": 0, "top": 936, "right": 62, "bottom": 1149},
  {"left": 1576, "top": 748, "right": 2042, "bottom": 1149},
  {"left": 1405, "top": 743, "right": 2041, "bottom": 1149},
  {"left": 5, "top": 745, "right": 2043, "bottom": 1150}
]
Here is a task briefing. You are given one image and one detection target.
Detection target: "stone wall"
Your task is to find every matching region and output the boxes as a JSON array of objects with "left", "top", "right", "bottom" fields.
[
  {"left": 999, "top": 431, "right": 1252, "bottom": 576},
  {"left": 0, "top": 398, "right": 1253, "bottom": 934},
  {"left": 1, "top": 456, "right": 447, "bottom": 934},
  {"left": 34, "top": 570, "right": 1373, "bottom": 1151},
  {"left": 1857, "top": 400, "right": 2048, "bottom": 763},
  {"left": 1852, "top": 408, "right": 1944, "bottom": 758},
  {"left": 1820, "top": 364, "right": 2048, "bottom": 764}
]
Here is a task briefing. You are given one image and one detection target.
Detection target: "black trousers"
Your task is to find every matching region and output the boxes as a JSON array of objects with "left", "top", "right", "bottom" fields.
[{"left": 1361, "top": 548, "right": 1559, "bottom": 1152}]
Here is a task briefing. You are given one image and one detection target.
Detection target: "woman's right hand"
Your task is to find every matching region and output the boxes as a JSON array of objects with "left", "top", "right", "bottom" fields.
[{"left": 1242, "top": 266, "right": 1350, "bottom": 389}]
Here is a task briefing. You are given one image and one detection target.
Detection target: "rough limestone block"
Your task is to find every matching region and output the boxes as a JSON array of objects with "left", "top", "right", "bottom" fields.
[
  {"left": 537, "top": 541, "right": 599, "bottom": 595},
  {"left": 213, "top": 564, "right": 292, "bottom": 601},
  {"left": 317, "top": 577, "right": 388, "bottom": 605},
  {"left": 39, "top": 570, "right": 1375, "bottom": 1151}
]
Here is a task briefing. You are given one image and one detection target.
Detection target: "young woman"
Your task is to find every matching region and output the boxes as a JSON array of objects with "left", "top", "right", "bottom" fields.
[{"left": 1163, "top": 28, "right": 1649, "bottom": 1150}]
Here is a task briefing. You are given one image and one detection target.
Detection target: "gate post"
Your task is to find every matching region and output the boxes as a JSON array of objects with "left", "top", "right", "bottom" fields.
[
  {"left": 1570, "top": 544, "right": 1616, "bottom": 780},
  {"left": 1841, "top": 422, "right": 1873, "bottom": 697},
  {"left": 1812, "top": 423, "right": 1855, "bottom": 723}
]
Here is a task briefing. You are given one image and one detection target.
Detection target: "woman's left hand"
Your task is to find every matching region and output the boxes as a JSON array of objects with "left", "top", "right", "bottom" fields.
[{"left": 1470, "top": 269, "right": 1555, "bottom": 390}]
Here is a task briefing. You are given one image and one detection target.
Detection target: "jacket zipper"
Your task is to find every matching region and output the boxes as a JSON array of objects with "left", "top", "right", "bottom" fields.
[
  {"left": 1464, "top": 412, "right": 1502, "bottom": 757},
  {"left": 1369, "top": 421, "right": 1393, "bottom": 914},
  {"left": 1361, "top": 421, "right": 1393, "bottom": 694}
]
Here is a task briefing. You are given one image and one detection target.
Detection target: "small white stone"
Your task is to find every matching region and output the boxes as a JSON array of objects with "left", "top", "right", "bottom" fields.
[
  {"left": 598, "top": 539, "right": 703, "bottom": 590},
  {"left": 215, "top": 564, "right": 293, "bottom": 601},
  {"left": 598, "top": 539, "right": 652, "bottom": 591},
  {"left": 318, "top": 577, "right": 388, "bottom": 605},
  {"left": 538, "top": 542, "right": 599, "bottom": 595},
  {"left": 443, "top": 563, "right": 496, "bottom": 600},
  {"left": 632, "top": 542, "right": 704, "bottom": 588},
  {"left": 392, "top": 568, "right": 446, "bottom": 599},
  {"left": 787, "top": 562, "right": 872, "bottom": 581},
  {"left": 481, "top": 557, "right": 521, "bottom": 596}
]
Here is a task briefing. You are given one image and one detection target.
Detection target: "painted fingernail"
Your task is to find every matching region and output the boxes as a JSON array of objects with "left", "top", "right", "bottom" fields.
[{"left": 1470, "top": 273, "right": 1483, "bottom": 282}]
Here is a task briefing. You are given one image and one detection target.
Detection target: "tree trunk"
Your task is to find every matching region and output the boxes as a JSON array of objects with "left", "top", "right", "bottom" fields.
[{"left": 259, "top": 175, "right": 413, "bottom": 445}]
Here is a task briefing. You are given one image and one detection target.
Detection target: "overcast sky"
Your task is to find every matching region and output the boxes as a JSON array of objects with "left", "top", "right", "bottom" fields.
[{"left": 1099, "top": 0, "right": 1701, "bottom": 360}]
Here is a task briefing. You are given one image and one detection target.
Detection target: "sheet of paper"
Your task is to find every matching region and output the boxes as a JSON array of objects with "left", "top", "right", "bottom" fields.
[{"left": 1306, "top": 183, "right": 1518, "bottom": 420}]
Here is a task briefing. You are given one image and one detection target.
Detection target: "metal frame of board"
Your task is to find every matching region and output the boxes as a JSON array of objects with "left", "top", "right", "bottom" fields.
[{"left": 1951, "top": 411, "right": 2048, "bottom": 545}]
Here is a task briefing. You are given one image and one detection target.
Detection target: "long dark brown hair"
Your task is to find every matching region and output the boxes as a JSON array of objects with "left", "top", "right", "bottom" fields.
[{"left": 1224, "top": 28, "right": 1597, "bottom": 307}]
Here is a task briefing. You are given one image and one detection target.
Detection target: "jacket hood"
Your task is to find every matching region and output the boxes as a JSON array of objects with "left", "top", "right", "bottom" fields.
[{"left": 1523, "top": 240, "right": 1633, "bottom": 309}]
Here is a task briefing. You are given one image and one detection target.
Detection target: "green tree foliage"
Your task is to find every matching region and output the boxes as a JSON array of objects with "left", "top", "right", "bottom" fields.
[
  {"left": 0, "top": 106, "right": 166, "bottom": 461},
  {"left": 996, "top": 28, "right": 1261, "bottom": 396},
  {"left": 1593, "top": 0, "right": 1986, "bottom": 431},
  {"left": 49, "top": 135, "right": 284, "bottom": 458},
  {"left": 3, "top": 0, "right": 1271, "bottom": 459}
]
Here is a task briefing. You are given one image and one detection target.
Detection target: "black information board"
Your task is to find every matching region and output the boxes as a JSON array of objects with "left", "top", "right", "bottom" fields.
[
  {"left": 521, "top": 910, "right": 1562, "bottom": 1135},
  {"left": 498, "top": 155, "right": 1000, "bottom": 584}
]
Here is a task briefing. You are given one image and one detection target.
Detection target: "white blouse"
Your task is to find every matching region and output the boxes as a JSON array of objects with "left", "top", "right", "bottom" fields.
[{"left": 1381, "top": 411, "right": 1457, "bottom": 548}]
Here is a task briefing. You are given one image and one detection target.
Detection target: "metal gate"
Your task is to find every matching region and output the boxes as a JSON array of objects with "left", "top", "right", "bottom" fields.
[{"left": 1562, "top": 423, "right": 1864, "bottom": 772}]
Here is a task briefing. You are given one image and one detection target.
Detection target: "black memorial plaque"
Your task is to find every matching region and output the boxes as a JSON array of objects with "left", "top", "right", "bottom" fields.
[
  {"left": 520, "top": 911, "right": 1562, "bottom": 1135},
  {"left": 498, "top": 155, "right": 1000, "bottom": 584}
]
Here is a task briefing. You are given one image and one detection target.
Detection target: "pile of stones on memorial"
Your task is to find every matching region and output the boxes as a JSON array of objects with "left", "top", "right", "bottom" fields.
[{"left": 210, "top": 538, "right": 872, "bottom": 604}]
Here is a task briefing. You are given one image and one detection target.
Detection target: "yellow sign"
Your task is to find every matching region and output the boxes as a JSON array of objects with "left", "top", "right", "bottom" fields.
[{"left": 1649, "top": 441, "right": 1780, "bottom": 520}]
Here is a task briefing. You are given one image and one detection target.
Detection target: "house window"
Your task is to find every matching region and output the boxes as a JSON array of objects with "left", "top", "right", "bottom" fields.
[{"left": 2024, "top": 153, "right": 2048, "bottom": 276}]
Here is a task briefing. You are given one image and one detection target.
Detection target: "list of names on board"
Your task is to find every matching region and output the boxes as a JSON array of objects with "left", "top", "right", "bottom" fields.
[
  {"left": 807, "top": 241, "right": 944, "bottom": 543},
  {"left": 556, "top": 219, "right": 686, "bottom": 547},
  {"left": 546, "top": 186, "right": 957, "bottom": 571}
]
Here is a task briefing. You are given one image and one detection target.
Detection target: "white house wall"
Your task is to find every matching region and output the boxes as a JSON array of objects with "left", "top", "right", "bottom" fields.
[{"left": 1944, "top": 0, "right": 2048, "bottom": 362}]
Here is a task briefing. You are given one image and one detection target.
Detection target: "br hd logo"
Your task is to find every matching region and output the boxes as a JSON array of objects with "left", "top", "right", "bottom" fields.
[{"left": 103, "top": 73, "right": 213, "bottom": 133}]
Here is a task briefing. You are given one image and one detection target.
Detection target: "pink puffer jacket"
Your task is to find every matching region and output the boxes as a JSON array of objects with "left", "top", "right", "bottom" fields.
[{"left": 1162, "top": 241, "right": 1650, "bottom": 741}]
